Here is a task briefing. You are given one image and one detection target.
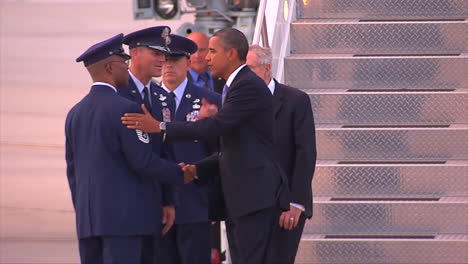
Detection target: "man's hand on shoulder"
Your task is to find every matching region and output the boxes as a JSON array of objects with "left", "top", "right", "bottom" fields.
[{"left": 121, "top": 104, "right": 161, "bottom": 133}]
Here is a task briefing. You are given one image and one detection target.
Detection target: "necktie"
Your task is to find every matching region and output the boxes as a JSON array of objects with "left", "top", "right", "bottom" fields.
[
  {"left": 168, "top": 92, "right": 177, "bottom": 121},
  {"left": 142, "top": 86, "right": 152, "bottom": 112},
  {"left": 198, "top": 73, "right": 212, "bottom": 91},
  {"left": 221, "top": 84, "right": 228, "bottom": 105}
]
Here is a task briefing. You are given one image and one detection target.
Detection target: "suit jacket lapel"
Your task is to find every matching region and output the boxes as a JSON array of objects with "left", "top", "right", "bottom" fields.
[
  {"left": 127, "top": 76, "right": 144, "bottom": 104},
  {"left": 150, "top": 83, "right": 164, "bottom": 120},
  {"left": 176, "top": 82, "right": 192, "bottom": 121},
  {"left": 273, "top": 79, "right": 285, "bottom": 119}
]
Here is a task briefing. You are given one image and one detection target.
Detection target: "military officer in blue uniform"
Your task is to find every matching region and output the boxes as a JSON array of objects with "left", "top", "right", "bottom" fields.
[
  {"left": 154, "top": 34, "right": 221, "bottom": 264},
  {"left": 65, "top": 33, "right": 193, "bottom": 264},
  {"left": 118, "top": 26, "right": 178, "bottom": 236}
]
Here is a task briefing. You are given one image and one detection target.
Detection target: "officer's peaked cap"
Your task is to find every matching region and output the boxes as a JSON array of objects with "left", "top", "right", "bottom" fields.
[
  {"left": 76, "top": 33, "right": 130, "bottom": 67},
  {"left": 166, "top": 34, "right": 198, "bottom": 58},
  {"left": 123, "top": 26, "right": 172, "bottom": 53}
]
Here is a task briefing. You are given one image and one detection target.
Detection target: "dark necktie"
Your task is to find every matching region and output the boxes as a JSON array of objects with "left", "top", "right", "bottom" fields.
[
  {"left": 168, "top": 92, "right": 177, "bottom": 121},
  {"left": 198, "top": 73, "right": 212, "bottom": 91},
  {"left": 142, "top": 86, "right": 152, "bottom": 112}
]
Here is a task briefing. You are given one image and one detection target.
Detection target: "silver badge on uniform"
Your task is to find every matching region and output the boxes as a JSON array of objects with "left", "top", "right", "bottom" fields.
[
  {"left": 159, "top": 94, "right": 167, "bottom": 101},
  {"left": 136, "top": 129, "right": 150, "bottom": 143},
  {"left": 185, "top": 93, "right": 191, "bottom": 99}
]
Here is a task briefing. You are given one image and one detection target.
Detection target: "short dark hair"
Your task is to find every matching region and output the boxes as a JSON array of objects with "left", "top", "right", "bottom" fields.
[{"left": 213, "top": 28, "right": 249, "bottom": 61}]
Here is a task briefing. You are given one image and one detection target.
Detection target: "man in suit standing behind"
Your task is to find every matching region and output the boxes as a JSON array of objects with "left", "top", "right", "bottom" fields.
[
  {"left": 155, "top": 34, "right": 221, "bottom": 264},
  {"left": 247, "top": 44, "right": 317, "bottom": 264},
  {"left": 121, "top": 28, "right": 290, "bottom": 264},
  {"left": 187, "top": 32, "right": 225, "bottom": 94}
]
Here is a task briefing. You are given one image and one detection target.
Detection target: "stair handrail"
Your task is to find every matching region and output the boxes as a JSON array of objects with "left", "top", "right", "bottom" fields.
[
  {"left": 252, "top": 0, "right": 295, "bottom": 83},
  {"left": 252, "top": 0, "right": 269, "bottom": 47}
]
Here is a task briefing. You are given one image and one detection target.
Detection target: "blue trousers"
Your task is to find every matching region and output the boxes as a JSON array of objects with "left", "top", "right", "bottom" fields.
[
  {"left": 158, "top": 222, "right": 211, "bottom": 264},
  {"left": 79, "top": 235, "right": 154, "bottom": 264}
]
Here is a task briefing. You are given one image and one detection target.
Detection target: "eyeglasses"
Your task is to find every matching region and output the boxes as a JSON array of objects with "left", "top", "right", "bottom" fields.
[{"left": 108, "top": 60, "right": 129, "bottom": 66}]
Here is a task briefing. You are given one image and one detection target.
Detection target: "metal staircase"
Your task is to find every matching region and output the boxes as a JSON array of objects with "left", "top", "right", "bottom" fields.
[{"left": 286, "top": 1, "right": 468, "bottom": 263}]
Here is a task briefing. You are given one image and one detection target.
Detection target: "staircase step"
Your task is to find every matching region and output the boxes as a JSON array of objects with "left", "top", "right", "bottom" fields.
[
  {"left": 285, "top": 54, "right": 468, "bottom": 90},
  {"left": 296, "top": 0, "right": 468, "bottom": 20},
  {"left": 315, "top": 126, "right": 468, "bottom": 160},
  {"left": 305, "top": 197, "right": 468, "bottom": 234},
  {"left": 291, "top": 20, "right": 468, "bottom": 55},
  {"left": 308, "top": 89, "right": 468, "bottom": 124},
  {"left": 314, "top": 160, "right": 468, "bottom": 197},
  {"left": 295, "top": 234, "right": 468, "bottom": 264}
]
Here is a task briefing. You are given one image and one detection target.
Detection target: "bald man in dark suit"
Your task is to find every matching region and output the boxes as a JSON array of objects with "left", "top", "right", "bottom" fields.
[{"left": 247, "top": 44, "right": 317, "bottom": 264}]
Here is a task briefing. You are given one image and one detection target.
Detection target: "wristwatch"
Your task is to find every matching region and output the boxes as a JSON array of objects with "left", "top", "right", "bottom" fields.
[{"left": 159, "top": 121, "right": 166, "bottom": 132}]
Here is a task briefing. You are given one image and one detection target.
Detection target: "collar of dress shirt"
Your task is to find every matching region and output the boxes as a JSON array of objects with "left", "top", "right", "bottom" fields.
[
  {"left": 188, "top": 68, "right": 200, "bottom": 81},
  {"left": 225, "top": 64, "right": 246, "bottom": 88},
  {"left": 161, "top": 78, "right": 188, "bottom": 109},
  {"left": 128, "top": 70, "right": 152, "bottom": 95},
  {"left": 267, "top": 78, "right": 275, "bottom": 95},
  {"left": 92, "top": 82, "right": 117, "bottom": 92}
]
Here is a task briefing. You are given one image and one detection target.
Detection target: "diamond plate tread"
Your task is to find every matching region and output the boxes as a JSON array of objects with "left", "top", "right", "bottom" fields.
[
  {"left": 315, "top": 126, "right": 468, "bottom": 160},
  {"left": 296, "top": 0, "right": 468, "bottom": 20},
  {"left": 285, "top": 54, "right": 468, "bottom": 90},
  {"left": 307, "top": 89, "right": 468, "bottom": 125},
  {"left": 304, "top": 198, "right": 468, "bottom": 234},
  {"left": 295, "top": 235, "right": 468, "bottom": 264},
  {"left": 313, "top": 161, "right": 468, "bottom": 197},
  {"left": 291, "top": 20, "right": 468, "bottom": 55}
]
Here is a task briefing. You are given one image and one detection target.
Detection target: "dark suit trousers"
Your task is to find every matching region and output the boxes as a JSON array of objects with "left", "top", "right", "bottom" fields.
[
  {"left": 78, "top": 235, "right": 154, "bottom": 264},
  {"left": 226, "top": 206, "right": 280, "bottom": 264},
  {"left": 158, "top": 222, "right": 211, "bottom": 264},
  {"left": 265, "top": 212, "right": 307, "bottom": 264}
]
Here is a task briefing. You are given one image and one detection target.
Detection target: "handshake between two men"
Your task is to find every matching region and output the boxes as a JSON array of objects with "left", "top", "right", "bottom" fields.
[{"left": 122, "top": 98, "right": 219, "bottom": 184}]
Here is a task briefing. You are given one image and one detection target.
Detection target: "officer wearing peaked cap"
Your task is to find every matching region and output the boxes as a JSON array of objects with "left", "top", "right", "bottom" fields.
[
  {"left": 118, "top": 27, "right": 183, "bottom": 248},
  {"left": 66, "top": 33, "right": 194, "bottom": 264},
  {"left": 156, "top": 34, "right": 221, "bottom": 264}
]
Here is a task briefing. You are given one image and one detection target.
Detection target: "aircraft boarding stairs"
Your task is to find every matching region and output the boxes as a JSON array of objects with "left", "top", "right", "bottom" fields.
[{"left": 286, "top": 1, "right": 468, "bottom": 263}]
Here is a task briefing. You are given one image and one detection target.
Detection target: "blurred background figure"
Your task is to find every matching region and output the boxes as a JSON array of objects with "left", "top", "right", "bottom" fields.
[{"left": 187, "top": 32, "right": 226, "bottom": 94}]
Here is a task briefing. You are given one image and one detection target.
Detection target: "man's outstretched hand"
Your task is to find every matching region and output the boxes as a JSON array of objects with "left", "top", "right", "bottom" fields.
[
  {"left": 199, "top": 98, "right": 218, "bottom": 119},
  {"left": 121, "top": 104, "right": 161, "bottom": 133},
  {"left": 180, "top": 163, "right": 197, "bottom": 184}
]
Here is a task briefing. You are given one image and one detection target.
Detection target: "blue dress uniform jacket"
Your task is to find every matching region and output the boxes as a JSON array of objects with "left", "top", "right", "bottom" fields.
[
  {"left": 117, "top": 76, "right": 176, "bottom": 206},
  {"left": 166, "top": 66, "right": 290, "bottom": 218},
  {"left": 65, "top": 84, "right": 183, "bottom": 239},
  {"left": 155, "top": 81, "right": 221, "bottom": 224}
]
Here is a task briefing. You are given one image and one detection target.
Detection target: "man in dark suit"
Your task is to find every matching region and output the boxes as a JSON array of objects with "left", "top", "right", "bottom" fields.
[
  {"left": 66, "top": 34, "right": 193, "bottom": 264},
  {"left": 118, "top": 26, "right": 178, "bottom": 237},
  {"left": 247, "top": 44, "right": 317, "bottom": 264},
  {"left": 186, "top": 32, "right": 225, "bottom": 94},
  {"left": 121, "top": 28, "right": 289, "bottom": 264},
  {"left": 154, "top": 34, "right": 221, "bottom": 264}
]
